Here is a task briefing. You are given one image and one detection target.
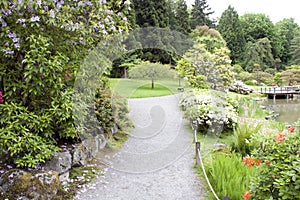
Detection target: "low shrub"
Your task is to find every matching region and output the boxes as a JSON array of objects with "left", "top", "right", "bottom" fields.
[
  {"left": 246, "top": 127, "right": 300, "bottom": 199},
  {"left": 179, "top": 89, "right": 239, "bottom": 135}
]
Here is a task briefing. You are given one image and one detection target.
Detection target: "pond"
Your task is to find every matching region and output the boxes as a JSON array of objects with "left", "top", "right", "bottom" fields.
[{"left": 263, "top": 98, "right": 300, "bottom": 124}]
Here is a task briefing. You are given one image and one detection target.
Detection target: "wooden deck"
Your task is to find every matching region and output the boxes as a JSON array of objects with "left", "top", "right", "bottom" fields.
[{"left": 260, "top": 86, "right": 300, "bottom": 99}]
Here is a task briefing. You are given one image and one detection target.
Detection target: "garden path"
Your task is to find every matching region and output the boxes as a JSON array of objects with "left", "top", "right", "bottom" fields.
[{"left": 75, "top": 94, "right": 206, "bottom": 200}]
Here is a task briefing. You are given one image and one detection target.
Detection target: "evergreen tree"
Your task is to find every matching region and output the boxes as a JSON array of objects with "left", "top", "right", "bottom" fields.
[
  {"left": 175, "top": 0, "right": 191, "bottom": 34},
  {"left": 217, "top": 6, "right": 245, "bottom": 64},
  {"left": 275, "top": 18, "right": 299, "bottom": 65},
  {"left": 190, "top": 0, "right": 214, "bottom": 29},
  {"left": 133, "top": 0, "right": 169, "bottom": 28},
  {"left": 290, "top": 31, "right": 300, "bottom": 65}
]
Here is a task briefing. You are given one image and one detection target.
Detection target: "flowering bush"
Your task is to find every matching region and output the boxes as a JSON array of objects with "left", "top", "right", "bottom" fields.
[
  {"left": 245, "top": 127, "right": 300, "bottom": 199},
  {"left": 179, "top": 89, "right": 238, "bottom": 134},
  {"left": 0, "top": 1, "right": 131, "bottom": 168}
]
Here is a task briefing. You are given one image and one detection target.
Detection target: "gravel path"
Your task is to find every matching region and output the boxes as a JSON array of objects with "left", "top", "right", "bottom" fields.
[{"left": 75, "top": 94, "right": 206, "bottom": 200}]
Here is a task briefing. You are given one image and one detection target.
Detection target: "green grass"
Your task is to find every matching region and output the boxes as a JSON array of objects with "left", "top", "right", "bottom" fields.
[{"left": 110, "top": 78, "right": 184, "bottom": 98}]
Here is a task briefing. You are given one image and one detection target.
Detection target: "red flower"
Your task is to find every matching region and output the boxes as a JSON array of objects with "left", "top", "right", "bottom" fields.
[
  {"left": 0, "top": 91, "right": 3, "bottom": 104},
  {"left": 243, "top": 190, "right": 251, "bottom": 200},
  {"left": 243, "top": 156, "right": 259, "bottom": 168},
  {"left": 275, "top": 132, "right": 286, "bottom": 143},
  {"left": 288, "top": 126, "right": 295, "bottom": 133}
]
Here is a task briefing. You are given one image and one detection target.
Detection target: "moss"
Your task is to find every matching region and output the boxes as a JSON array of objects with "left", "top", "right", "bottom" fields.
[
  {"left": 107, "top": 130, "right": 129, "bottom": 150},
  {"left": 0, "top": 170, "right": 60, "bottom": 200}
]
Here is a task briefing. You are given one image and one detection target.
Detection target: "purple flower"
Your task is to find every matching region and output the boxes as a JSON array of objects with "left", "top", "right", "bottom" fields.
[
  {"left": 2, "top": 21, "right": 7, "bottom": 27},
  {"left": 49, "top": 10, "right": 55, "bottom": 18},
  {"left": 37, "top": 0, "right": 42, "bottom": 6},
  {"left": 99, "top": 0, "right": 106, "bottom": 4},
  {"left": 85, "top": 0, "right": 92, "bottom": 6},
  {"left": 44, "top": 5, "right": 49, "bottom": 11},
  {"left": 4, "top": 49, "right": 14, "bottom": 55},
  {"left": 7, "top": 165, "right": 12, "bottom": 169},
  {"left": 8, "top": 32, "right": 16, "bottom": 38},
  {"left": 13, "top": 37, "right": 20, "bottom": 43},
  {"left": 14, "top": 43, "right": 20, "bottom": 48},
  {"left": 30, "top": 15, "right": 40, "bottom": 22},
  {"left": 0, "top": 170, "right": 4, "bottom": 174}
]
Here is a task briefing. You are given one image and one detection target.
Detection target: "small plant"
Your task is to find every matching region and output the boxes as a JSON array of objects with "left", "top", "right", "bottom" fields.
[
  {"left": 231, "top": 122, "right": 262, "bottom": 156},
  {"left": 205, "top": 153, "right": 256, "bottom": 199}
]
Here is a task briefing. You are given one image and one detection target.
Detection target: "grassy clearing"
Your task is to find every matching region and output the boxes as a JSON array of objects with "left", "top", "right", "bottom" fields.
[{"left": 110, "top": 78, "right": 183, "bottom": 98}]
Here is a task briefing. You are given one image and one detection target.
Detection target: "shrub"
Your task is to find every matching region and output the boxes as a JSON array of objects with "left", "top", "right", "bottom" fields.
[
  {"left": 0, "top": 103, "right": 59, "bottom": 168},
  {"left": 231, "top": 122, "right": 262, "bottom": 156},
  {"left": 206, "top": 153, "right": 256, "bottom": 199},
  {"left": 247, "top": 128, "right": 300, "bottom": 199},
  {"left": 179, "top": 89, "right": 238, "bottom": 134}
]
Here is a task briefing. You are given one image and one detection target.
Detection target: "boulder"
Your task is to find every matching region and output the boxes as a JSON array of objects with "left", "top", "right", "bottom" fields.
[
  {"left": 0, "top": 170, "right": 60, "bottom": 200},
  {"left": 44, "top": 151, "right": 72, "bottom": 174}
]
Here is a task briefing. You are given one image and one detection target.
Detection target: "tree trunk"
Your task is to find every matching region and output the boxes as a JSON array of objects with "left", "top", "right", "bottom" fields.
[{"left": 152, "top": 78, "right": 154, "bottom": 89}]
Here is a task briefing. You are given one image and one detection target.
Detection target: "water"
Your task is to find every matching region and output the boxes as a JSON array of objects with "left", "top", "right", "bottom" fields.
[{"left": 263, "top": 98, "right": 300, "bottom": 124}]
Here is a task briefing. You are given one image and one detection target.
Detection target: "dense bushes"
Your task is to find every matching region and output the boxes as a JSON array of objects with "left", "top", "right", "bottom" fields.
[{"left": 248, "top": 127, "right": 300, "bottom": 199}]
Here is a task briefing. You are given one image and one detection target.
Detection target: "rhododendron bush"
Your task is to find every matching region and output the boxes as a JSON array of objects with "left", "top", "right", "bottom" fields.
[
  {"left": 244, "top": 127, "right": 300, "bottom": 199},
  {"left": 0, "top": 0, "right": 131, "bottom": 167}
]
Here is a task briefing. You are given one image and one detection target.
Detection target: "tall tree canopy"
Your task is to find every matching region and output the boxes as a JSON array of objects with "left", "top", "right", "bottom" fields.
[
  {"left": 217, "top": 5, "right": 245, "bottom": 64},
  {"left": 275, "top": 18, "right": 299, "bottom": 65},
  {"left": 290, "top": 31, "right": 300, "bottom": 65},
  {"left": 190, "top": 0, "right": 214, "bottom": 29},
  {"left": 175, "top": 0, "right": 191, "bottom": 34},
  {"left": 133, "top": 0, "right": 169, "bottom": 28},
  {"left": 242, "top": 38, "right": 275, "bottom": 72}
]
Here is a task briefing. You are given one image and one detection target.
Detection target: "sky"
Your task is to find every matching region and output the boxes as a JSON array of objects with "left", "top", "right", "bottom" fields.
[{"left": 186, "top": 0, "right": 300, "bottom": 25}]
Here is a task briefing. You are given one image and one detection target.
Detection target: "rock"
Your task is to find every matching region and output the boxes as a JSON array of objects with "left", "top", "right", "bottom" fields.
[
  {"left": 72, "top": 144, "right": 87, "bottom": 167},
  {"left": 0, "top": 170, "right": 60, "bottom": 200},
  {"left": 59, "top": 171, "right": 69, "bottom": 183},
  {"left": 44, "top": 151, "right": 72, "bottom": 174},
  {"left": 82, "top": 134, "right": 107, "bottom": 158}
]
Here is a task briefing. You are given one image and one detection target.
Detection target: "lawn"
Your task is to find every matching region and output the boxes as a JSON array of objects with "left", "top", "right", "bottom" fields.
[{"left": 110, "top": 78, "right": 184, "bottom": 98}]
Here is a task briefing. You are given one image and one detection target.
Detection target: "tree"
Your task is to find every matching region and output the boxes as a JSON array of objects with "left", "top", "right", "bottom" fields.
[
  {"left": 176, "top": 43, "right": 234, "bottom": 90},
  {"left": 175, "top": 0, "right": 191, "bottom": 34},
  {"left": 217, "top": 6, "right": 246, "bottom": 64},
  {"left": 190, "top": 25, "right": 227, "bottom": 53},
  {"left": 275, "top": 18, "right": 299, "bottom": 65},
  {"left": 290, "top": 31, "right": 300, "bottom": 65},
  {"left": 128, "top": 62, "right": 174, "bottom": 89},
  {"left": 190, "top": 0, "right": 214, "bottom": 29},
  {"left": 242, "top": 38, "right": 275, "bottom": 72},
  {"left": 240, "top": 13, "right": 280, "bottom": 59},
  {"left": 133, "top": 0, "right": 169, "bottom": 28},
  {"left": 280, "top": 65, "right": 300, "bottom": 85}
]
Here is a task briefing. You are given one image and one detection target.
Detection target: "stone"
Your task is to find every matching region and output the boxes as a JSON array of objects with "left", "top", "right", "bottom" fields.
[
  {"left": 0, "top": 170, "right": 60, "bottom": 200},
  {"left": 44, "top": 151, "right": 72, "bottom": 174},
  {"left": 72, "top": 144, "right": 87, "bottom": 167},
  {"left": 59, "top": 171, "right": 69, "bottom": 183}
]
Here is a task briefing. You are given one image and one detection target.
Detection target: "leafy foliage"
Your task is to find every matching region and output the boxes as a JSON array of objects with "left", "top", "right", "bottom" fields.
[
  {"left": 249, "top": 128, "right": 300, "bottom": 199},
  {"left": 217, "top": 6, "right": 246, "bottom": 64},
  {"left": 190, "top": 0, "right": 215, "bottom": 29},
  {"left": 206, "top": 153, "right": 256, "bottom": 200},
  {"left": 0, "top": 0, "right": 131, "bottom": 168}
]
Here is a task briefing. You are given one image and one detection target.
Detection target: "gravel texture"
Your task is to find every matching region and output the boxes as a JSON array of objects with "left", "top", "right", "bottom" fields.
[{"left": 75, "top": 94, "right": 207, "bottom": 200}]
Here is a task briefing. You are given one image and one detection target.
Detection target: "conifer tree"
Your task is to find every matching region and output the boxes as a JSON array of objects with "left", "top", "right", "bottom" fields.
[
  {"left": 190, "top": 0, "right": 214, "bottom": 29},
  {"left": 175, "top": 0, "right": 191, "bottom": 34},
  {"left": 217, "top": 6, "right": 246, "bottom": 63}
]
